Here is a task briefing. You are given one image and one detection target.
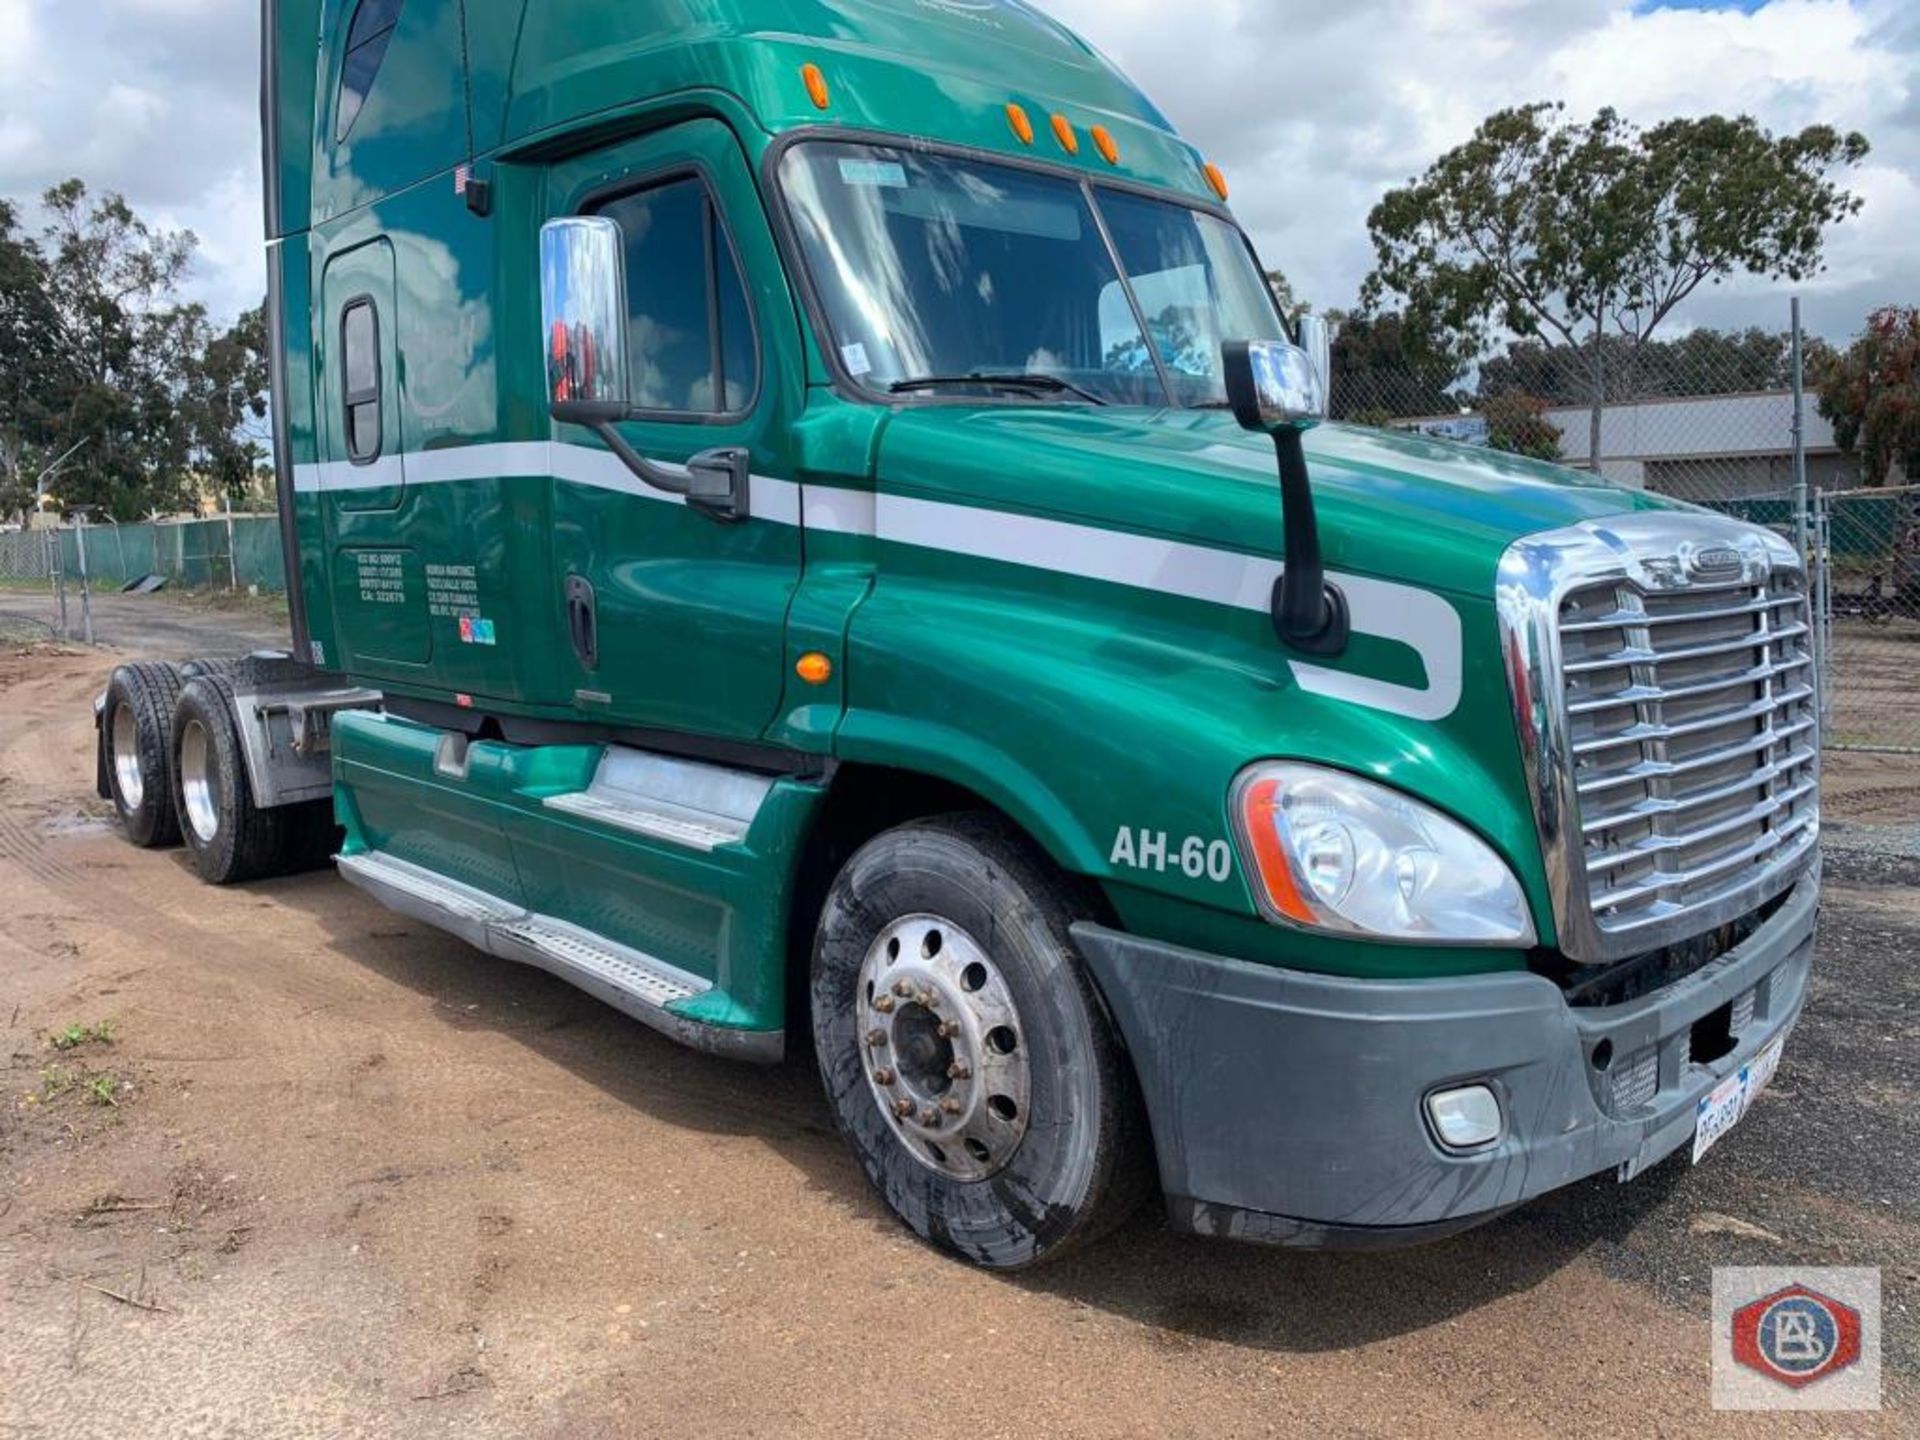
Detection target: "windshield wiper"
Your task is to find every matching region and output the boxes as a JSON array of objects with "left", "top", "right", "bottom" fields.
[{"left": 889, "top": 372, "right": 1108, "bottom": 406}]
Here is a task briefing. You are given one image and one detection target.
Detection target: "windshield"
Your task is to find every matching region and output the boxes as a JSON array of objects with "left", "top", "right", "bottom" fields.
[{"left": 779, "top": 141, "right": 1288, "bottom": 408}]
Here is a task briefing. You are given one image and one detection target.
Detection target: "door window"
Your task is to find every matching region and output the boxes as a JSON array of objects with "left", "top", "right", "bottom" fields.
[{"left": 597, "top": 177, "right": 757, "bottom": 417}]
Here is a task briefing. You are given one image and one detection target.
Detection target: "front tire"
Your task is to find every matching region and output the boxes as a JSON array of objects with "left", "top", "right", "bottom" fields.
[{"left": 811, "top": 814, "right": 1150, "bottom": 1269}]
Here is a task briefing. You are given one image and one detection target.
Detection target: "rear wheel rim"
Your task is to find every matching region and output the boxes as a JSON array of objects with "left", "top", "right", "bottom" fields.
[
  {"left": 109, "top": 701, "right": 144, "bottom": 811},
  {"left": 178, "top": 718, "right": 219, "bottom": 844},
  {"left": 856, "top": 913, "right": 1032, "bottom": 1182}
]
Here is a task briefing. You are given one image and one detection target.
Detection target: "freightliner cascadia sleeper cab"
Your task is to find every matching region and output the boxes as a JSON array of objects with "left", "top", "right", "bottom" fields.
[{"left": 94, "top": 0, "right": 1821, "bottom": 1269}]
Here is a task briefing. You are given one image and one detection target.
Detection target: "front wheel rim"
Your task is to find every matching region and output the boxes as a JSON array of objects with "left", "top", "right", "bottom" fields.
[
  {"left": 109, "top": 701, "right": 144, "bottom": 811},
  {"left": 177, "top": 718, "right": 219, "bottom": 844},
  {"left": 856, "top": 913, "right": 1032, "bottom": 1182}
]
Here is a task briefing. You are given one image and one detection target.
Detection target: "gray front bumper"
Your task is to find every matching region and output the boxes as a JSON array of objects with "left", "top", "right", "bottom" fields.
[{"left": 1074, "top": 874, "right": 1817, "bottom": 1248}]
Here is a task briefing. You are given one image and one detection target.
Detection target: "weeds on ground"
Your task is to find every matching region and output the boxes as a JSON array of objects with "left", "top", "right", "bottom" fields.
[
  {"left": 49, "top": 1020, "right": 114, "bottom": 1051},
  {"left": 38, "top": 1065, "right": 126, "bottom": 1107}
]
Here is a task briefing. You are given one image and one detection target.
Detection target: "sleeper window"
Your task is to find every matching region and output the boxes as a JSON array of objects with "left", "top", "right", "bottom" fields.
[
  {"left": 341, "top": 299, "right": 382, "bottom": 463},
  {"left": 597, "top": 177, "right": 757, "bottom": 416}
]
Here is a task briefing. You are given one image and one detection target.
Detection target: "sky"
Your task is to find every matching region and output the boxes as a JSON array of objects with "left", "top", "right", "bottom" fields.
[{"left": 0, "top": 0, "right": 1912, "bottom": 344}]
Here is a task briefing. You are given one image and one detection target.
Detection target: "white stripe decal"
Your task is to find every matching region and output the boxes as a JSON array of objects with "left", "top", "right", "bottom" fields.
[
  {"left": 870, "top": 493, "right": 1463, "bottom": 722},
  {"left": 291, "top": 441, "right": 1461, "bottom": 721}
]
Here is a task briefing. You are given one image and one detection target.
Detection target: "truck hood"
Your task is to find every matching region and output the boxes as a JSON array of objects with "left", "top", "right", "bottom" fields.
[{"left": 873, "top": 405, "right": 1688, "bottom": 599}]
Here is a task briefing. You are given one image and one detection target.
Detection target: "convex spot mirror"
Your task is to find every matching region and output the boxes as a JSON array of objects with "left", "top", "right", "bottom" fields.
[
  {"left": 540, "top": 216, "right": 629, "bottom": 420},
  {"left": 1222, "top": 318, "right": 1330, "bottom": 435}
]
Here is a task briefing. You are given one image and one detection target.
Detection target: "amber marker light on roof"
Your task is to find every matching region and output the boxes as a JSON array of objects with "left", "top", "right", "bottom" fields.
[
  {"left": 1204, "top": 162, "right": 1230, "bottom": 201},
  {"left": 1007, "top": 103, "right": 1035, "bottom": 145},
  {"left": 802, "top": 63, "right": 830, "bottom": 111},
  {"left": 1050, "top": 114, "right": 1079, "bottom": 155},
  {"left": 1090, "top": 125, "right": 1119, "bottom": 165}
]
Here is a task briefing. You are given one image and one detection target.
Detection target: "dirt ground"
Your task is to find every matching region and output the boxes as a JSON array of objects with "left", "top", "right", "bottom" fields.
[{"left": 0, "top": 608, "right": 1915, "bottom": 1438}]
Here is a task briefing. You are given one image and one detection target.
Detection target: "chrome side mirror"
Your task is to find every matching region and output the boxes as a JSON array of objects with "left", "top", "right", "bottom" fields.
[
  {"left": 1222, "top": 338, "right": 1327, "bottom": 433},
  {"left": 540, "top": 216, "right": 629, "bottom": 420},
  {"left": 1295, "top": 314, "right": 1332, "bottom": 412},
  {"left": 536, "top": 215, "right": 748, "bottom": 522}
]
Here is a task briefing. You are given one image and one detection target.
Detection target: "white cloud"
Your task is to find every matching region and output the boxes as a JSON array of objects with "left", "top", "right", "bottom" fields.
[
  {"left": 1038, "top": 0, "right": 1918, "bottom": 342},
  {"left": 0, "top": 0, "right": 1912, "bottom": 348}
]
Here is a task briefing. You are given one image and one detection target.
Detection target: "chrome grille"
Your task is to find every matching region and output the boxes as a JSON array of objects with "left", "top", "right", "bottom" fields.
[{"left": 1500, "top": 514, "right": 1821, "bottom": 964}]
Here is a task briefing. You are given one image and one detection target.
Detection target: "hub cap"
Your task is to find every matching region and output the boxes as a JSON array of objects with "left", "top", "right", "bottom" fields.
[
  {"left": 857, "top": 914, "right": 1031, "bottom": 1181},
  {"left": 110, "top": 702, "right": 143, "bottom": 811},
  {"left": 177, "top": 718, "right": 219, "bottom": 844}
]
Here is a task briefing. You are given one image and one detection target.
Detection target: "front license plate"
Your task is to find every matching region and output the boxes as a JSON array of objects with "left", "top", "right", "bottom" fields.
[{"left": 1692, "top": 1036, "right": 1785, "bottom": 1164}]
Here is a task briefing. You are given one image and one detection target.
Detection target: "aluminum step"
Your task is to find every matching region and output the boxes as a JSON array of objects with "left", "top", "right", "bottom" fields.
[
  {"left": 541, "top": 747, "right": 772, "bottom": 852},
  {"left": 337, "top": 851, "right": 520, "bottom": 950},
  {"left": 335, "top": 849, "right": 777, "bottom": 1061},
  {"left": 491, "top": 913, "right": 708, "bottom": 1011}
]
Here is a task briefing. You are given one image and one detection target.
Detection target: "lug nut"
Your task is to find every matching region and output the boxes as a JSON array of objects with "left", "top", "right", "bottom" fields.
[
  {"left": 939, "top": 1096, "right": 962, "bottom": 1115},
  {"left": 917, "top": 988, "right": 939, "bottom": 1009},
  {"left": 947, "top": 1060, "right": 971, "bottom": 1081},
  {"left": 937, "top": 1020, "right": 960, "bottom": 1039},
  {"left": 892, "top": 979, "right": 914, "bottom": 998},
  {"left": 919, "top": 1107, "right": 942, "bottom": 1128},
  {"left": 893, "top": 1097, "right": 915, "bottom": 1119},
  {"left": 866, "top": 1028, "right": 887, "bottom": 1048},
  {"left": 873, "top": 995, "right": 895, "bottom": 1014},
  {"left": 873, "top": 1067, "right": 896, "bottom": 1086}
]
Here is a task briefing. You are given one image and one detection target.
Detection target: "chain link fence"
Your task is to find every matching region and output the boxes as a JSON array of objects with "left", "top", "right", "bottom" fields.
[
  {"left": 1331, "top": 296, "right": 1920, "bottom": 754},
  {"left": 0, "top": 515, "right": 287, "bottom": 593}
]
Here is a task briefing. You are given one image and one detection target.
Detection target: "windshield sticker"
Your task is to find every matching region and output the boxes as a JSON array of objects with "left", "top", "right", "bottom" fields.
[
  {"left": 842, "top": 342, "right": 874, "bottom": 378},
  {"left": 838, "top": 160, "right": 909, "bottom": 189}
]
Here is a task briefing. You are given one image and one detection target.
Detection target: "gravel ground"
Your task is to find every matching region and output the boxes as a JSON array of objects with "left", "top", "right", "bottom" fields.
[{"left": 0, "top": 619, "right": 1913, "bottom": 1438}]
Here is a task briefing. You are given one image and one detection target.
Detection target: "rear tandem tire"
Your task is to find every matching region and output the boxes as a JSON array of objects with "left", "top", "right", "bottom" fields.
[
  {"left": 171, "top": 674, "right": 295, "bottom": 885},
  {"left": 810, "top": 813, "right": 1152, "bottom": 1270},
  {"left": 103, "top": 662, "right": 185, "bottom": 848}
]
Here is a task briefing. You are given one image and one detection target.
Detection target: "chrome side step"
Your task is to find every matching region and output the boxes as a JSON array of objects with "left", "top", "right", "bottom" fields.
[
  {"left": 336, "top": 850, "right": 780, "bottom": 1062},
  {"left": 541, "top": 747, "right": 772, "bottom": 852}
]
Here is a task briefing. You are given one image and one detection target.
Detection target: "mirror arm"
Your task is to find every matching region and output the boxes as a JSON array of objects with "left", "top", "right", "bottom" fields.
[
  {"left": 1271, "top": 428, "right": 1350, "bottom": 657},
  {"left": 550, "top": 402, "right": 748, "bottom": 521},
  {"left": 588, "top": 418, "right": 693, "bottom": 498}
]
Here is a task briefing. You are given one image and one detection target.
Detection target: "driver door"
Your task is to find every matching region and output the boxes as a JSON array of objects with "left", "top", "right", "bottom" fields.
[{"left": 541, "top": 119, "right": 802, "bottom": 745}]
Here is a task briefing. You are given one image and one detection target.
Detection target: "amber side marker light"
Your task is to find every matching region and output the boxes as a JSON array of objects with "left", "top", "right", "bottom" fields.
[
  {"left": 1204, "top": 162, "right": 1230, "bottom": 201},
  {"left": 802, "top": 63, "right": 831, "bottom": 111},
  {"left": 1051, "top": 114, "right": 1079, "bottom": 155},
  {"left": 796, "top": 652, "right": 834, "bottom": 686},
  {"left": 1091, "top": 125, "right": 1120, "bottom": 165},
  {"left": 1237, "top": 776, "right": 1316, "bottom": 925},
  {"left": 1007, "top": 103, "right": 1036, "bottom": 146}
]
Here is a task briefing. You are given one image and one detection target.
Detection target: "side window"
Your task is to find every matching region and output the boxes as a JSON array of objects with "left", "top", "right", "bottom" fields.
[
  {"left": 341, "top": 298, "right": 382, "bottom": 463},
  {"left": 336, "top": 0, "right": 403, "bottom": 142},
  {"left": 597, "top": 177, "right": 758, "bottom": 417}
]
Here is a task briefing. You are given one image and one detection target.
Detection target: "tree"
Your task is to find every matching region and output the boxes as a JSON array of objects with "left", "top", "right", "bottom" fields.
[
  {"left": 1266, "top": 268, "right": 1301, "bottom": 321},
  {"left": 1482, "top": 392, "right": 1563, "bottom": 462},
  {"left": 183, "top": 304, "right": 271, "bottom": 505},
  {"left": 1363, "top": 102, "right": 1868, "bottom": 470},
  {"left": 1478, "top": 327, "right": 1798, "bottom": 406},
  {"left": 1815, "top": 306, "right": 1920, "bottom": 486},
  {"left": 0, "top": 198, "right": 79, "bottom": 519},
  {"left": 1326, "top": 309, "right": 1467, "bottom": 421},
  {"left": 0, "top": 180, "right": 270, "bottom": 521}
]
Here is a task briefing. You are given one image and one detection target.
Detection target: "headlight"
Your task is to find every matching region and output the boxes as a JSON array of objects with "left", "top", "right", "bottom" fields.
[{"left": 1230, "top": 762, "right": 1536, "bottom": 946}]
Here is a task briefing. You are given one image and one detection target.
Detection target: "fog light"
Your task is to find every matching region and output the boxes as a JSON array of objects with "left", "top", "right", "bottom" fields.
[{"left": 1425, "top": 1084, "right": 1503, "bottom": 1151}]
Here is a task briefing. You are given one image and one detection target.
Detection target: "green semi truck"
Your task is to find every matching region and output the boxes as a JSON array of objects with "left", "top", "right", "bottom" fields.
[{"left": 95, "top": 0, "right": 1820, "bottom": 1269}]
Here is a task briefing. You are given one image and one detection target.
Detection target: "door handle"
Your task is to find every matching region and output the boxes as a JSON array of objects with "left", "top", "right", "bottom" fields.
[{"left": 565, "top": 574, "right": 598, "bottom": 671}]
